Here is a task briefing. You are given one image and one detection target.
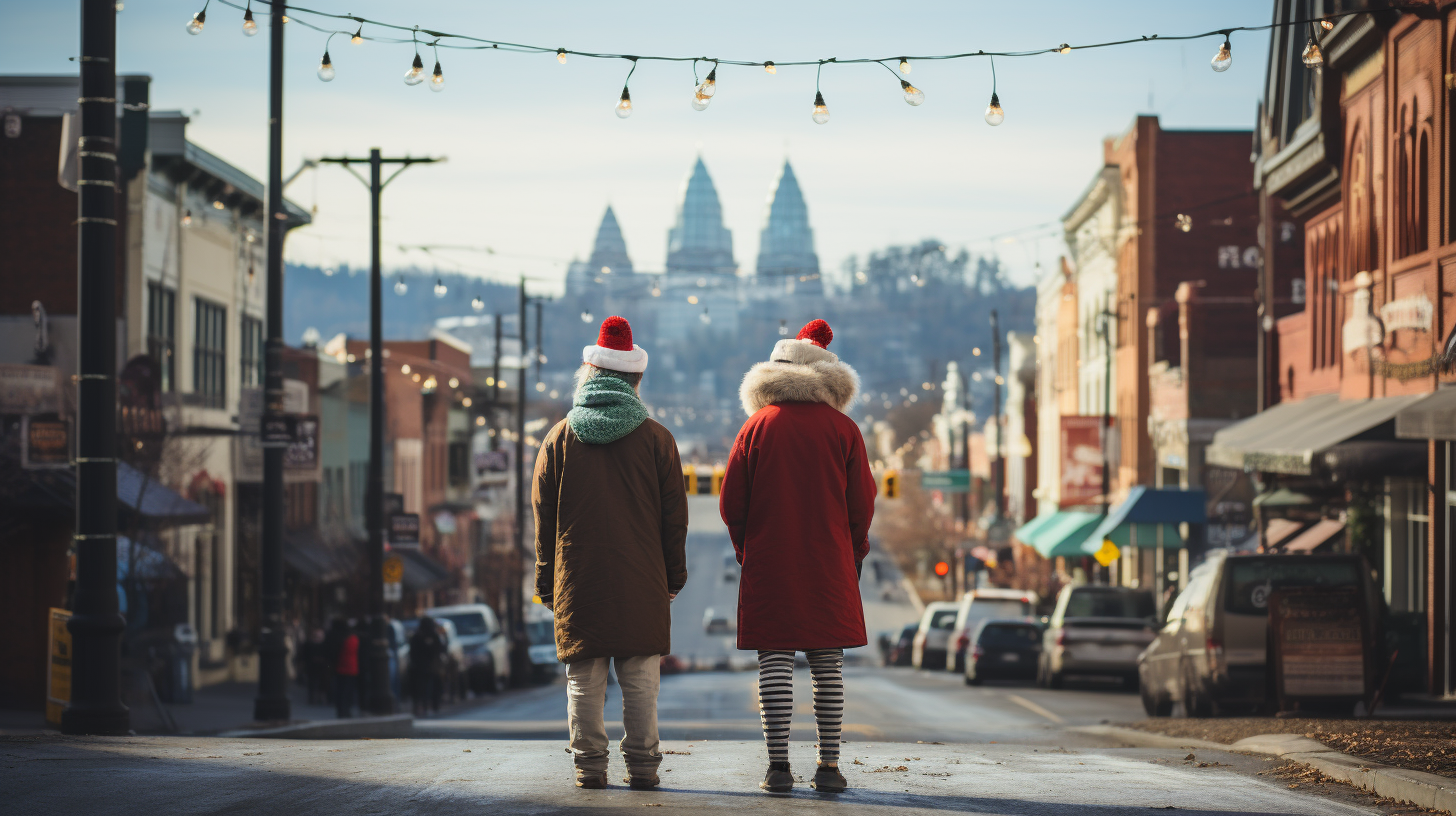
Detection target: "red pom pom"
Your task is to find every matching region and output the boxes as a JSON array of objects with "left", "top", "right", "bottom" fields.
[
  {"left": 797, "top": 319, "right": 833, "bottom": 349},
  {"left": 597, "top": 315, "right": 634, "bottom": 351}
]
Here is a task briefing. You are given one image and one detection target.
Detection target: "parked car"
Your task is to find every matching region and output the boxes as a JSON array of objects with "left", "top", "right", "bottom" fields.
[
  {"left": 964, "top": 619, "right": 1043, "bottom": 685},
  {"left": 1137, "top": 551, "right": 1382, "bottom": 717},
  {"left": 703, "top": 607, "right": 733, "bottom": 634},
  {"left": 1038, "top": 584, "right": 1156, "bottom": 689},
  {"left": 425, "top": 603, "right": 511, "bottom": 694},
  {"left": 887, "top": 623, "right": 918, "bottom": 667},
  {"left": 946, "top": 588, "right": 1038, "bottom": 671},
  {"left": 723, "top": 547, "right": 740, "bottom": 582},
  {"left": 524, "top": 615, "right": 560, "bottom": 683},
  {"left": 911, "top": 602, "right": 960, "bottom": 670},
  {"left": 402, "top": 616, "right": 466, "bottom": 703}
]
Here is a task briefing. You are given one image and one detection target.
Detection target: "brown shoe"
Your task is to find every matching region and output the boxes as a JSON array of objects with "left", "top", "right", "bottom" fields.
[
  {"left": 810, "top": 763, "right": 847, "bottom": 793},
  {"left": 575, "top": 772, "right": 608, "bottom": 789},
  {"left": 623, "top": 773, "right": 660, "bottom": 790},
  {"left": 760, "top": 761, "right": 793, "bottom": 793}
]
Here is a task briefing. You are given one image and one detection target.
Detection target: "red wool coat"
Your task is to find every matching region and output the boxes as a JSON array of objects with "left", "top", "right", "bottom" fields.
[{"left": 720, "top": 357, "right": 876, "bottom": 651}]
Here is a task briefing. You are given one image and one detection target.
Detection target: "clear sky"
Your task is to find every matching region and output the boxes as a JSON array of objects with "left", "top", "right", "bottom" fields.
[{"left": 1, "top": 1, "right": 1273, "bottom": 291}]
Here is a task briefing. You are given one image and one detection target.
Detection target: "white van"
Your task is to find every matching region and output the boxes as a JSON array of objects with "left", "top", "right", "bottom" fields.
[
  {"left": 945, "top": 588, "right": 1037, "bottom": 671},
  {"left": 425, "top": 603, "right": 511, "bottom": 694}
]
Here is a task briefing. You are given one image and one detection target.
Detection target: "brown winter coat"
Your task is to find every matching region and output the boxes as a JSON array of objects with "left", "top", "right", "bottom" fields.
[{"left": 532, "top": 417, "right": 689, "bottom": 663}]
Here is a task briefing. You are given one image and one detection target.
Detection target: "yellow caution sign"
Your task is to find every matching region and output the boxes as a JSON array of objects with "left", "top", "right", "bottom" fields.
[
  {"left": 881, "top": 469, "right": 900, "bottom": 499},
  {"left": 1093, "top": 538, "right": 1121, "bottom": 568},
  {"left": 683, "top": 464, "right": 698, "bottom": 495},
  {"left": 383, "top": 555, "right": 404, "bottom": 584},
  {"left": 710, "top": 464, "right": 726, "bottom": 496},
  {"left": 46, "top": 608, "right": 72, "bottom": 726}
]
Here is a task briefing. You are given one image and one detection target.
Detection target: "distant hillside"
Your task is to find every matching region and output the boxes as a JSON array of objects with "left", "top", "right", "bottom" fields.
[{"left": 283, "top": 264, "right": 520, "bottom": 345}]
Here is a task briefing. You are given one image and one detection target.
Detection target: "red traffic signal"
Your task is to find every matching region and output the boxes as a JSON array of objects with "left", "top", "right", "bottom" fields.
[{"left": 933, "top": 561, "right": 950, "bottom": 577}]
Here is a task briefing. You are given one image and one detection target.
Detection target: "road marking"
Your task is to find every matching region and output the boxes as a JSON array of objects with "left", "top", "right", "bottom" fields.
[{"left": 1003, "top": 693, "right": 1065, "bottom": 724}]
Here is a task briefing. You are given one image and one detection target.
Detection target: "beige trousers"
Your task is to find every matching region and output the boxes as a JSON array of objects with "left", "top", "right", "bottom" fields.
[{"left": 565, "top": 655, "right": 662, "bottom": 776}]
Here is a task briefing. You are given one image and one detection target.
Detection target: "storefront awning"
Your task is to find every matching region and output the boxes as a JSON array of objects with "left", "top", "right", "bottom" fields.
[
  {"left": 1396, "top": 387, "right": 1456, "bottom": 441},
  {"left": 117, "top": 462, "right": 212, "bottom": 525},
  {"left": 1207, "top": 393, "right": 1428, "bottom": 475},
  {"left": 1252, "top": 488, "right": 1314, "bottom": 508},
  {"left": 396, "top": 548, "right": 451, "bottom": 592},
  {"left": 1280, "top": 518, "right": 1345, "bottom": 553},
  {"left": 1075, "top": 487, "right": 1205, "bottom": 554},
  {"left": 284, "top": 531, "right": 359, "bottom": 583},
  {"left": 1014, "top": 512, "right": 1060, "bottom": 547},
  {"left": 1028, "top": 511, "right": 1103, "bottom": 559},
  {"left": 1262, "top": 518, "right": 1307, "bottom": 549}
]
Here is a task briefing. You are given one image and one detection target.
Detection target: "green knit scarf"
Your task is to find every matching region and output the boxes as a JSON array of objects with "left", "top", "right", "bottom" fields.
[{"left": 567, "top": 373, "right": 648, "bottom": 444}]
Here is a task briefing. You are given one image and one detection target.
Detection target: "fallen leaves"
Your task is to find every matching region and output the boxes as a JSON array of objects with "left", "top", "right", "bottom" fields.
[{"left": 865, "top": 765, "right": 910, "bottom": 773}]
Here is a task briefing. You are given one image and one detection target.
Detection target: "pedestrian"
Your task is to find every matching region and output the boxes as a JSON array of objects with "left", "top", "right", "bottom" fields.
[
  {"left": 720, "top": 319, "right": 876, "bottom": 794},
  {"left": 330, "top": 618, "right": 359, "bottom": 718},
  {"left": 307, "top": 627, "right": 329, "bottom": 705},
  {"left": 532, "top": 316, "right": 689, "bottom": 791},
  {"left": 408, "top": 616, "right": 445, "bottom": 718}
]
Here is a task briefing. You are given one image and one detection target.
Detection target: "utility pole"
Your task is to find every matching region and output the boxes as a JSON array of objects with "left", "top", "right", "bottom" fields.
[
  {"left": 63, "top": 0, "right": 128, "bottom": 736},
  {"left": 254, "top": 0, "right": 289, "bottom": 724},
  {"left": 318, "top": 151, "right": 442, "bottom": 714},
  {"left": 513, "top": 278, "right": 529, "bottom": 677},
  {"left": 990, "top": 310, "right": 1004, "bottom": 523}
]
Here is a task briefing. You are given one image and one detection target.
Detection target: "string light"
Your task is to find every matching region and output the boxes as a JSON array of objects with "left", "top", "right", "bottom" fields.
[
  {"left": 471, "top": 296, "right": 484, "bottom": 311},
  {"left": 984, "top": 56, "right": 1004, "bottom": 126},
  {"left": 181, "top": 210, "right": 193, "bottom": 227},
  {"left": 430, "top": 60, "right": 445, "bottom": 91},
  {"left": 318, "top": 37, "right": 336, "bottom": 80},
  {"left": 1057, "top": 43, "right": 1071, "bottom": 54},
  {"left": 556, "top": 47, "right": 567, "bottom": 64},
  {"left": 1320, "top": 19, "right": 1334, "bottom": 31},
  {"left": 394, "top": 276, "right": 408, "bottom": 295},
  {"left": 898, "top": 58, "right": 911, "bottom": 74},
  {"left": 242, "top": 2, "right": 258, "bottom": 36},
  {"left": 186, "top": 3, "right": 206, "bottom": 34},
  {"left": 763, "top": 61, "right": 776, "bottom": 74},
  {"left": 692, "top": 61, "right": 715, "bottom": 111},
  {"left": 580, "top": 310, "right": 593, "bottom": 323},
  {"left": 811, "top": 61, "right": 829, "bottom": 124},
  {"left": 350, "top": 21, "right": 362, "bottom": 43},
  {"left": 700, "top": 308, "right": 712, "bottom": 325},
  {"left": 1301, "top": 35, "right": 1323, "bottom": 67},
  {"left": 404, "top": 53, "right": 425, "bottom": 86},
  {"left": 616, "top": 58, "right": 637, "bottom": 119},
  {"left": 433, "top": 278, "right": 447, "bottom": 297},
  {"left": 1211, "top": 34, "right": 1231, "bottom": 72}
]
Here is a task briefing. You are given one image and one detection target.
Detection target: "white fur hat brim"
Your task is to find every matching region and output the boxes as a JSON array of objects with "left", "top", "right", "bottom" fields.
[
  {"left": 583, "top": 343, "right": 649, "bottom": 373},
  {"left": 770, "top": 338, "right": 838, "bottom": 366}
]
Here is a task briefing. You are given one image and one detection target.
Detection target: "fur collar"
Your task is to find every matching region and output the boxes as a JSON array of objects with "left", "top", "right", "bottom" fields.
[{"left": 739, "top": 360, "right": 860, "bottom": 416}]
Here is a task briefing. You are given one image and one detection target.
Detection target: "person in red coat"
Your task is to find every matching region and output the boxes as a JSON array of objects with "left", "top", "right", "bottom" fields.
[{"left": 719, "top": 319, "right": 876, "bottom": 795}]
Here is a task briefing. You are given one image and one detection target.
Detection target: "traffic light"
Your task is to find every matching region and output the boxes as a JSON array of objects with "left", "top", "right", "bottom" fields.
[
  {"left": 882, "top": 469, "right": 900, "bottom": 499},
  {"left": 933, "top": 561, "right": 950, "bottom": 577},
  {"left": 683, "top": 464, "right": 698, "bottom": 495},
  {"left": 710, "top": 464, "right": 726, "bottom": 496}
]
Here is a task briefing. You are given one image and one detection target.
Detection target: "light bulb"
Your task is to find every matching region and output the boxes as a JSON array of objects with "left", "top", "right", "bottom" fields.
[
  {"left": 430, "top": 61, "right": 445, "bottom": 92},
  {"left": 181, "top": 210, "right": 193, "bottom": 227},
  {"left": 186, "top": 8, "right": 205, "bottom": 34},
  {"left": 811, "top": 91, "right": 829, "bottom": 124},
  {"left": 901, "top": 80, "right": 924, "bottom": 106},
  {"left": 700, "top": 309, "right": 711, "bottom": 325},
  {"left": 394, "top": 278, "right": 408, "bottom": 295},
  {"left": 1320, "top": 19, "right": 1334, "bottom": 31},
  {"left": 764, "top": 61, "right": 776, "bottom": 74},
  {"left": 317, "top": 52, "right": 335, "bottom": 82},
  {"left": 434, "top": 278, "right": 447, "bottom": 297},
  {"left": 692, "top": 89, "right": 710, "bottom": 111},
  {"left": 1302, "top": 36, "right": 1323, "bottom": 67},
  {"left": 899, "top": 58, "right": 911, "bottom": 74},
  {"left": 984, "top": 92, "right": 1004, "bottom": 126},
  {"left": 1211, "top": 39, "right": 1232, "bottom": 72},
  {"left": 212, "top": 199, "right": 225, "bottom": 210},
  {"left": 323, "top": 267, "right": 336, "bottom": 277},
  {"left": 1058, "top": 43, "right": 1071, "bottom": 55},
  {"left": 700, "top": 68, "right": 717, "bottom": 97},
  {"left": 615, "top": 87, "right": 632, "bottom": 118},
  {"left": 351, "top": 24, "right": 363, "bottom": 44},
  {"left": 404, "top": 54, "right": 425, "bottom": 86},
  {"left": 778, "top": 321, "right": 788, "bottom": 336},
  {"left": 471, "top": 296, "right": 484, "bottom": 311},
  {"left": 555, "top": 48, "right": 568, "bottom": 64},
  {"left": 242, "top": 8, "right": 257, "bottom": 36},
  {"left": 580, "top": 310, "right": 593, "bottom": 323}
]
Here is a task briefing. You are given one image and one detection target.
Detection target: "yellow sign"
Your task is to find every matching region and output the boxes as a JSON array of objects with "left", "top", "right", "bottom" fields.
[
  {"left": 881, "top": 469, "right": 900, "bottom": 499},
  {"left": 683, "top": 464, "right": 698, "bottom": 495},
  {"left": 1093, "top": 539, "right": 1121, "bottom": 568},
  {"left": 710, "top": 464, "right": 726, "bottom": 496},
  {"left": 46, "top": 608, "right": 72, "bottom": 725},
  {"left": 383, "top": 555, "right": 404, "bottom": 584}
]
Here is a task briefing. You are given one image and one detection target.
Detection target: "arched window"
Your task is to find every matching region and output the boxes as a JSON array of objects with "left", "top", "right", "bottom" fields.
[{"left": 1417, "top": 130, "right": 1430, "bottom": 252}]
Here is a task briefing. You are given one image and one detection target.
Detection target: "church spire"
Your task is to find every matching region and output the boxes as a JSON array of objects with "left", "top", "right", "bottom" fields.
[
  {"left": 666, "top": 156, "right": 735, "bottom": 276},
  {"left": 755, "top": 159, "right": 820, "bottom": 293}
]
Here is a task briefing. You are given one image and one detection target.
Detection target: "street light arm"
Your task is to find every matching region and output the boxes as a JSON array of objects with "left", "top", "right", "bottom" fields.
[
  {"left": 381, "top": 157, "right": 446, "bottom": 190},
  {"left": 282, "top": 158, "right": 318, "bottom": 189}
]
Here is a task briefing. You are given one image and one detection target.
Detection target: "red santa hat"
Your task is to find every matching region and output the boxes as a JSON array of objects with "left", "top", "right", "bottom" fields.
[
  {"left": 769, "top": 319, "right": 838, "bottom": 365},
  {"left": 582, "top": 315, "right": 649, "bottom": 373}
]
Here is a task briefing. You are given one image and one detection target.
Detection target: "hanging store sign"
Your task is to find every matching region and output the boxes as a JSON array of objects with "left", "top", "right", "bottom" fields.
[
  {"left": 23, "top": 416, "right": 70, "bottom": 469},
  {"left": 389, "top": 513, "right": 421, "bottom": 548},
  {"left": 284, "top": 415, "right": 319, "bottom": 469},
  {"left": 1270, "top": 588, "right": 1369, "bottom": 708},
  {"left": 1380, "top": 294, "right": 1433, "bottom": 333},
  {"left": 0, "top": 364, "right": 62, "bottom": 414},
  {"left": 1060, "top": 416, "right": 1104, "bottom": 508}
]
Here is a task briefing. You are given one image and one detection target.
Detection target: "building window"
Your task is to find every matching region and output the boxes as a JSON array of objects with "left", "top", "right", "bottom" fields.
[
  {"left": 448, "top": 440, "right": 470, "bottom": 487},
  {"left": 1291, "top": 278, "right": 1305, "bottom": 305},
  {"left": 146, "top": 283, "right": 176, "bottom": 393},
  {"left": 241, "top": 316, "right": 263, "bottom": 389},
  {"left": 193, "top": 298, "right": 227, "bottom": 407},
  {"left": 1405, "top": 483, "right": 1429, "bottom": 613}
]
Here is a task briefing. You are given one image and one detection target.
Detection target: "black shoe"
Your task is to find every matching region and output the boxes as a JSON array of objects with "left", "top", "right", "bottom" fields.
[
  {"left": 623, "top": 773, "right": 660, "bottom": 790},
  {"left": 810, "top": 763, "right": 847, "bottom": 793},
  {"left": 761, "top": 761, "right": 793, "bottom": 793},
  {"left": 575, "top": 772, "right": 608, "bottom": 789}
]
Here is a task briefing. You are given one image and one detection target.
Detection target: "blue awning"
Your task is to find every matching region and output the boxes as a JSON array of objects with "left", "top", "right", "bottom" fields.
[
  {"left": 1076, "top": 487, "right": 1206, "bottom": 554},
  {"left": 117, "top": 461, "right": 211, "bottom": 525},
  {"left": 1029, "top": 511, "right": 1103, "bottom": 559},
  {"left": 1013, "top": 512, "right": 1060, "bottom": 546}
]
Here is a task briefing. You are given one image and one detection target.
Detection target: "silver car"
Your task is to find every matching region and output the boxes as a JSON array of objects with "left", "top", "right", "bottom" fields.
[
  {"left": 911, "top": 602, "right": 959, "bottom": 670},
  {"left": 1038, "top": 585, "right": 1156, "bottom": 689},
  {"left": 425, "top": 603, "right": 512, "bottom": 694}
]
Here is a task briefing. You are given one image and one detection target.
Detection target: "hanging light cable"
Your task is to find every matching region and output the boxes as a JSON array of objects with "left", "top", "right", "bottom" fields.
[
  {"left": 186, "top": 0, "right": 207, "bottom": 34},
  {"left": 241, "top": 0, "right": 258, "bottom": 36},
  {"left": 879, "top": 61, "right": 923, "bottom": 105},
  {"left": 616, "top": 57, "right": 637, "bottom": 118},
  {"left": 318, "top": 33, "right": 337, "bottom": 81},
  {"left": 1210, "top": 31, "right": 1232, "bottom": 72},
  {"left": 430, "top": 41, "right": 445, "bottom": 91},
  {"left": 984, "top": 55, "right": 1004, "bottom": 126},
  {"left": 812, "top": 60, "right": 830, "bottom": 124}
]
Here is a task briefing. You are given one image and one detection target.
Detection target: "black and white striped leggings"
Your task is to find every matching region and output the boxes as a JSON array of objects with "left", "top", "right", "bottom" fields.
[{"left": 756, "top": 649, "right": 844, "bottom": 765}]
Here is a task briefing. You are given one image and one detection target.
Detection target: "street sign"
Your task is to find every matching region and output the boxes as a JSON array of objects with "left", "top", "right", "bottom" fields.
[
  {"left": 383, "top": 582, "right": 402, "bottom": 602},
  {"left": 383, "top": 555, "right": 404, "bottom": 584},
  {"left": 46, "top": 608, "right": 71, "bottom": 726},
  {"left": 284, "top": 414, "right": 319, "bottom": 469},
  {"left": 260, "top": 413, "right": 294, "bottom": 447},
  {"left": 1093, "top": 539, "right": 1120, "bottom": 567},
  {"left": 383, "top": 493, "right": 405, "bottom": 516},
  {"left": 389, "top": 513, "right": 421, "bottom": 547},
  {"left": 23, "top": 417, "right": 69, "bottom": 469},
  {"left": 920, "top": 470, "right": 970, "bottom": 492}
]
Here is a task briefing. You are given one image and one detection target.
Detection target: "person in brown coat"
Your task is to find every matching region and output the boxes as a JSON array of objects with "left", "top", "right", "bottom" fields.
[{"left": 533, "top": 315, "right": 689, "bottom": 791}]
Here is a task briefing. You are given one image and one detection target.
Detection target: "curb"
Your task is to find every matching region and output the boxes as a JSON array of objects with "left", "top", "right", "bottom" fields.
[
  {"left": 1072, "top": 725, "right": 1456, "bottom": 814},
  {"left": 218, "top": 714, "right": 413, "bottom": 740}
]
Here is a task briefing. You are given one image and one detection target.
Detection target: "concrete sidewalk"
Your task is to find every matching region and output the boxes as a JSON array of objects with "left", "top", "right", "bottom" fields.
[{"left": 3, "top": 735, "right": 1379, "bottom": 815}]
